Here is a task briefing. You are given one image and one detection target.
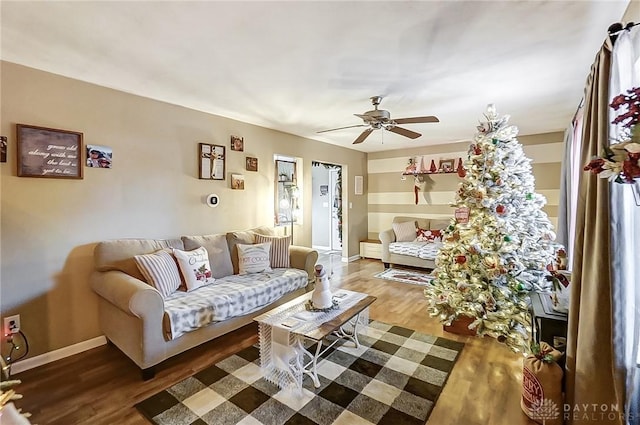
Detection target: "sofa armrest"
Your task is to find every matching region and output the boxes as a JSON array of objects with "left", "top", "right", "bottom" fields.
[
  {"left": 379, "top": 229, "right": 396, "bottom": 262},
  {"left": 289, "top": 245, "right": 319, "bottom": 283},
  {"left": 90, "top": 270, "right": 164, "bottom": 320}
]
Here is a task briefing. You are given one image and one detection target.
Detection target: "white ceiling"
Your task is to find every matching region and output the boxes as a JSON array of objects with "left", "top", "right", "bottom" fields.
[{"left": 0, "top": 1, "right": 630, "bottom": 153}]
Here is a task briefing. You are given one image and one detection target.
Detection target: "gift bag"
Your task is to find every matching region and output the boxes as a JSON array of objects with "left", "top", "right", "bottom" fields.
[{"left": 521, "top": 342, "right": 564, "bottom": 425}]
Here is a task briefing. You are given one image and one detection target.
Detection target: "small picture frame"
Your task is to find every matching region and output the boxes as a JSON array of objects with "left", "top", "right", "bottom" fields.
[
  {"left": 16, "top": 124, "right": 83, "bottom": 179},
  {"left": 245, "top": 156, "right": 258, "bottom": 172},
  {"left": 231, "top": 173, "right": 245, "bottom": 190},
  {"left": 0, "top": 136, "right": 7, "bottom": 163},
  {"left": 199, "top": 143, "right": 225, "bottom": 180},
  {"left": 439, "top": 159, "right": 455, "bottom": 173},
  {"left": 230, "top": 135, "right": 244, "bottom": 152},
  {"left": 86, "top": 144, "right": 113, "bottom": 168}
]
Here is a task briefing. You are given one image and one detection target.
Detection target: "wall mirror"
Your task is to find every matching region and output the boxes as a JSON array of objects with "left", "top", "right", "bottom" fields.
[{"left": 275, "top": 159, "right": 298, "bottom": 227}]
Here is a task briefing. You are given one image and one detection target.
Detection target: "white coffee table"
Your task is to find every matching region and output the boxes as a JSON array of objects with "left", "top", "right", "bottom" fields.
[{"left": 254, "top": 289, "right": 376, "bottom": 391}]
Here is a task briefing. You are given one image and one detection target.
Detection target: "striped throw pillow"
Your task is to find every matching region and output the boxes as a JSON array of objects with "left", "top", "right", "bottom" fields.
[
  {"left": 392, "top": 220, "right": 418, "bottom": 242},
  {"left": 134, "top": 250, "right": 182, "bottom": 298},
  {"left": 237, "top": 242, "right": 272, "bottom": 274},
  {"left": 254, "top": 234, "right": 291, "bottom": 268}
]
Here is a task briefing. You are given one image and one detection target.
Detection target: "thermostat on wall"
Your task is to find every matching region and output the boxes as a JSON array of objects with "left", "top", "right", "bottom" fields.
[{"left": 206, "top": 193, "right": 220, "bottom": 208}]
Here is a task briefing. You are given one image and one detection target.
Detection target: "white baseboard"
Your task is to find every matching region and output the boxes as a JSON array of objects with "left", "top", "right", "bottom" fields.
[
  {"left": 10, "top": 335, "right": 107, "bottom": 375},
  {"left": 343, "top": 255, "right": 361, "bottom": 263},
  {"left": 312, "top": 245, "right": 331, "bottom": 251}
]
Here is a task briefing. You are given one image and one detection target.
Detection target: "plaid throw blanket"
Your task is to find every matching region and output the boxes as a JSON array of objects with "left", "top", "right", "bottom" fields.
[
  {"left": 389, "top": 241, "right": 441, "bottom": 260},
  {"left": 163, "top": 269, "right": 308, "bottom": 340}
]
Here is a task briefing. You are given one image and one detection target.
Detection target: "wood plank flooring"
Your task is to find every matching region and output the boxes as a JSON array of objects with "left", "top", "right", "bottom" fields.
[{"left": 10, "top": 256, "right": 536, "bottom": 425}]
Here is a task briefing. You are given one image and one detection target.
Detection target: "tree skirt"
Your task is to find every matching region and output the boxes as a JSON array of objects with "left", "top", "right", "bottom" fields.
[
  {"left": 374, "top": 268, "right": 435, "bottom": 287},
  {"left": 136, "top": 320, "right": 463, "bottom": 425}
]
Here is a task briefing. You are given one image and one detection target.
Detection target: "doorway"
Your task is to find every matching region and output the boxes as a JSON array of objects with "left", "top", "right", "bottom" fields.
[
  {"left": 329, "top": 169, "right": 341, "bottom": 251},
  {"left": 311, "top": 162, "right": 342, "bottom": 253}
]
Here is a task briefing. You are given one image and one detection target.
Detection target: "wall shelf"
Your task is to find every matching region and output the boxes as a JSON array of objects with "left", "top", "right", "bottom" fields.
[{"left": 402, "top": 170, "right": 458, "bottom": 176}]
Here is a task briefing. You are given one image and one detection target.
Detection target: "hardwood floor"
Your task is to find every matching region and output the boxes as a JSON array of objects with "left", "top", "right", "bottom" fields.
[{"left": 11, "top": 256, "right": 536, "bottom": 425}]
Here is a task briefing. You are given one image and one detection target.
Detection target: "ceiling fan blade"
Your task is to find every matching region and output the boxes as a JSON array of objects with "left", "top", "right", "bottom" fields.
[
  {"left": 387, "top": 126, "right": 421, "bottom": 139},
  {"left": 317, "top": 124, "right": 367, "bottom": 134},
  {"left": 393, "top": 116, "right": 440, "bottom": 124},
  {"left": 353, "top": 128, "right": 374, "bottom": 144}
]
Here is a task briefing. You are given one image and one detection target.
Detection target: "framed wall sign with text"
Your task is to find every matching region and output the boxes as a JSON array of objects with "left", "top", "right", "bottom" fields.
[{"left": 17, "top": 124, "right": 83, "bottom": 179}]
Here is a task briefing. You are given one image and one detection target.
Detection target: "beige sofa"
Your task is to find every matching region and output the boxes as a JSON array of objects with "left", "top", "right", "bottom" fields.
[
  {"left": 90, "top": 226, "right": 318, "bottom": 379},
  {"left": 379, "top": 216, "right": 451, "bottom": 270}
]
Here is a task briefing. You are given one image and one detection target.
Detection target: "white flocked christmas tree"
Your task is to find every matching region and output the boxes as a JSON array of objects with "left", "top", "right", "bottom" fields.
[{"left": 424, "top": 104, "right": 558, "bottom": 352}]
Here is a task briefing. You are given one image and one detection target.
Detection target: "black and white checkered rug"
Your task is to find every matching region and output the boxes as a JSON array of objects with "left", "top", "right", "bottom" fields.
[{"left": 135, "top": 320, "right": 464, "bottom": 425}]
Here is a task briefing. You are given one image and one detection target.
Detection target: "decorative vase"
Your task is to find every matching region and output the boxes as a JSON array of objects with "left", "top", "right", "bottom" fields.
[{"left": 312, "top": 264, "right": 333, "bottom": 309}]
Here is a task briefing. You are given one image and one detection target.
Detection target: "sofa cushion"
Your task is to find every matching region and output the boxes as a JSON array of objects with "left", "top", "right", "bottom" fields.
[
  {"left": 254, "top": 234, "right": 291, "bottom": 268},
  {"left": 430, "top": 218, "right": 452, "bottom": 231},
  {"left": 392, "top": 220, "right": 417, "bottom": 242},
  {"left": 134, "top": 250, "right": 182, "bottom": 298},
  {"left": 226, "top": 231, "right": 256, "bottom": 274},
  {"left": 96, "top": 239, "right": 185, "bottom": 282},
  {"left": 251, "top": 226, "right": 276, "bottom": 236},
  {"left": 162, "top": 268, "right": 309, "bottom": 339},
  {"left": 181, "top": 234, "right": 233, "bottom": 278},
  {"left": 173, "top": 247, "right": 215, "bottom": 291},
  {"left": 237, "top": 242, "right": 273, "bottom": 274}
]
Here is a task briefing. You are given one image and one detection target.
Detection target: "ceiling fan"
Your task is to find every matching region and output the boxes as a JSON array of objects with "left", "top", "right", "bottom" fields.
[{"left": 317, "top": 96, "right": 439, "bottom": 144}]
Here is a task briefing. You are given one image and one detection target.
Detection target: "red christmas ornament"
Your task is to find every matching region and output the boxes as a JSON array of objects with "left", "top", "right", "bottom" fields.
[
  {"left": 496, "top": 204, "right": 506, "bottom": 215},
  {"left": 430, "top": 160, "right": 437, "bottom": 173},
  {"left": 473, "top": 145, "right": 482, "bottom": 155},
  {"left": 457, "top": 158, "right": 466, "bottom": 177},
  {"left": 455, "top": 255, "right": 467, "bottom": 264}
]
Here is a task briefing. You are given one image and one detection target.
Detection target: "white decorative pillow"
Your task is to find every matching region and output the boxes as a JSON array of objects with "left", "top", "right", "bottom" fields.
[
  {"left": 254, "top": 234, "right": 291, "bottom": 268},
  {"left": 173, "top": 247, "right": 215, "bottom": 291},
  {"left": 134, "top": 250, "right": 182, "bottom": 298},
  {"left": 237, "top": 242, "right": 273, "bottom": 274},
  {"left": 392, "top": 220, "right": 418, "bottom": 242}
]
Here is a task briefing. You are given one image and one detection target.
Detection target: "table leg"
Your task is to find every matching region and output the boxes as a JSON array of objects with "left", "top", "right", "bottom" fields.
[
  {"left": 295, "top": 336, "right": 322, "bottom": 388},
  {"left": 333, "top": 312, "right": 361, "bottom": 348}
]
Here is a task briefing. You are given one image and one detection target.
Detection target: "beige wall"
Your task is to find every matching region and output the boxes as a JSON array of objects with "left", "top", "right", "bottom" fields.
[
  {"left": 0, "top": 61, "right": 368, "bottom": 358},
  {"left": 366, "top": 132, "right": 564, "bottom": 240}
]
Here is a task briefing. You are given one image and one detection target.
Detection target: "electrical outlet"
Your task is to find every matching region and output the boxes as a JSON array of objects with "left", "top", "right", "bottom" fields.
[{"left": 4, "top": 315, "right": 20, "bottom": 335}]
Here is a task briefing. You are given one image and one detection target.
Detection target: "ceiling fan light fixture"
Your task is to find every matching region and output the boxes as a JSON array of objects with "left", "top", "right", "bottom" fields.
[{"left": 317, "top": 96, "right": 439, "bottom": 144}]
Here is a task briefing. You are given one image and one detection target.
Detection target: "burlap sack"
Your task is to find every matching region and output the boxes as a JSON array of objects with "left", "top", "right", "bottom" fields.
[{"left": 521, "top": 342, "right": 564, "bottom": 425}]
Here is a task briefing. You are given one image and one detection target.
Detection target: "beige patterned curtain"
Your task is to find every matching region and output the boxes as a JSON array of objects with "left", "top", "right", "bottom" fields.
[{"left": 564, "top": 38, "right": 626, "bottom": 424}]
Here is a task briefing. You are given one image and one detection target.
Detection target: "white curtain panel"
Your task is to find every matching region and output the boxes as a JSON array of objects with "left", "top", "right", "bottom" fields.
[{"left": 609, "top": 25, "right": 640, "bottom": 425}]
